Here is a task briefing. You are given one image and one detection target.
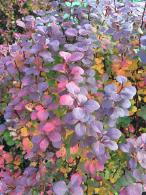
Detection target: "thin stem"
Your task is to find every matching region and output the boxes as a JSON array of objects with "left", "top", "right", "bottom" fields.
[
  {"left": 114, "top": 0, "right": 117, "bottom": 12},
  {"left": 140, "top": 2, "right": 146, "bottom": 30},
  {"left": 139, "top": 2, "right": 146, "bottom": 47}
]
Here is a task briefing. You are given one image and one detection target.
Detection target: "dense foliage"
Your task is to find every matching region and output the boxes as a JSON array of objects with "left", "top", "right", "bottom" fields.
[{"left": 0, "top": 0, "right": 146, "bottom": 194}]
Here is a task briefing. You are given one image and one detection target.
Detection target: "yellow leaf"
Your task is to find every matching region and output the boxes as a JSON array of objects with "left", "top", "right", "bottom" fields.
[
  {"left": 138, "top": 89, "right": 146, "bottom": 95},
  {"left": 60, "top": 167, "right": 67, "bottom": 174},
  {"left": 20, "top": 127, "right": 28, "bottom": 137},
  {"left": 95, "top": 187, "right": 112, "bottom": 195},
  {"left": 25, "top": 103, "right": 34, "bottom": 112},
  {"left": 92, "top": 57, "right": 104, "bottom": 74},
  {"left": 65, "top": 130, "right": 74, "bottom": 139},
  {"left": 143, "top": 96, "right": 146, "bottom": 102},
  {"left": 88, "top": 186, "right": 94, "bottom": 194},
  {"left": 127, "top": 59, "right": 138, "bottom": 71},
  {"left": 30, "top": 162, "right": 37, "bottom": 167},
  {"left": 130, "top": 106, "right": 137, "bottom": 113},
  {"left": 138, "top": 96, "right": 142, "bottom": 101},
  {"left": 110, "top": 177, "right": 117, "bottom": 184}
]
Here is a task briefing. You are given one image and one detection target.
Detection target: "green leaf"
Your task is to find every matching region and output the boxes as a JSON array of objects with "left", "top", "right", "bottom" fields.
[
  {"left": 130, "top": 0, "right": 145, "bottom": 2},
  {"left": 7, "top": 139, "right": 15, "bottom": 146},
  {"left": 114, "top": 172, "right": 135, "bottom": 191},
  {"left": 117, "top": 116, "right": 131, "bottom": 128},
  {"left": 137, "top": 106, "right": 146, "bottom": 120},
  {"left": 65, "top": 2, "right": 72, "bottom": 7},
  {"left": 32, "top": 189, "right": 40, "bottom": 195},
  {"left": 8, "top": 163, "right": 14, "bottom": 169},
  {"left": 72, "top": 1, "right": 81, "bottom": 6},
  {"left": 48, "top": 80, "right": 56, "bottom": 87},
  {"left": 87, "top": 179, "right": 99, "bottom": 187},
  {"left": 3, "top": 130, "right": 16, "bottom": 146},
  {"left": 54, "top": 56, "right": 63, "bottom": 64},
  {"left": 54, "top": 107, "right": 67, "bottom": 118},
  {"left": 104, "top": 169, "right": 110, "bottom": 180},
  {"left": 56, "top": 159, "right": 63, "bottom": 168},
  {"left": 3, "top": 131, "right": 10, "bottom": 140},
  {"left": 64, "top": 132, "right": 73, "bottom": 160},
  {"left": 46, "top": 161, "right": 52, "bottom": 168}
]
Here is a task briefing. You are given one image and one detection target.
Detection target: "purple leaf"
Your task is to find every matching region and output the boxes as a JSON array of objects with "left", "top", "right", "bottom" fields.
[
  {"left": 84, "top": 100, "right": 100, "bottom": 113},
  {"left": 79, "top": 29, "right": 89, "bottom": 36},
  {"left": 121, "top": 99, "right": 131, "bottom": 109},
  {"left": 106, "top": 128, "right": 122, "bottom": 140},
  {"left": 71, "top": 66, "right": 84, "bottom": 75},
  {"left": 39, "top": 138, "right": 49, "bottom": 152},
  {"left": 53, "top": 181, "right": 68, "bottom": 195},
  {"left": 121, "top": 86, "right": 136, "bottom": 99},
  {"left": 69, "top": 52, "right": 84, "bottom": 62},
  {"left": 110, "top": 107, "right": 125, "bottom": 119},
  {"left": 64, "top": 113, "right": 78, "bottom": 125},
  {"left": 65, "top": 28, "right": 78, "bottom": 37},
  {"left": 75, "top": 123, "right": 86, "bottom": 137},
  {"left": 116, "top": 75, "right": 127, "bottom": 84},
  {"left": 49, "top": 132, "right": 61, "bottom": 142},
  {"left": 137, "top": 151, "right": 146, "bottom": 169},
  {"left": 120, "top": 183, "right": 142, "bottom": 195},
  {"left": 37, "top": 109, "right": 49, "bottom": 121},
  {"left": 0, "top": 124, "right": 5, "bottom": 132},
  {"left": 91, "top": 121, "right": 103, "bottom": 133},
  {"left": 49, "top": 40, "right": 60, "bottom": 51},
  {"left": 141, "top": 133, "right": 146, "bottom": 143},
  {"left": 140, "top": 35, "right": 146, "bottom": 46},
  {"left": 93, "top": 141, "right": 105, "bottom": 156},
  {"left": 72, "top": 107, "right": 85, "bottom": 121},
  {"left": 104, "top": 84, "right": 117, "bottom": 95},
  {"left": 71, "top": 187, "right": 84, "bottom": 195},
  {"left": 31, "top": 111, "right": 37, "bottom": 120},
  {"left": 38, "top": 82, "right": 48, "bottom": 92},
  {"left": 119, "top": 143, "right": 132, "bottom": 153},
  {"left": 76, "top": 94, "right": 87, "bottom": 104},
  {"left": 52, "top": 141, "right": 62, "bottom": 149},
  {"left": 128, "top": 159, "right": 137, "bottom": 170},
  {"left": 39, "top": 51, "right": 54, "bottom": 62},
  {"left": 104, "top": 140, "right": 118, "bottom": 150},
  {"left": 66, "top": 81, "right": 80, "bottom": 95},
  {"left": 59, "top": 51, "right": 71, "bottom": 62},
  {"left": 16, "top": 19, "right": 25, "bottom": 28},
  {"left": 52, "top": 64, "right": 66, "bottom": 73},
  {"left": 137, "top": 49, "right": 146, "bottom": 64},
  {"left": 37, "top": 26, "right": 47, "bottom": 34},
  {"left": 132, "top": 169, "right": 142, "bottom": 182},
  {"left": 64, "top": 43, "right": 77, "bottom": 52},
  {"left": 70, "top": 173, "right": 82, "bottom": 187}
]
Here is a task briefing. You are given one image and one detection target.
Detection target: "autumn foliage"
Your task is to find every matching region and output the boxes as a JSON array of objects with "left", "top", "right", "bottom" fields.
[{"left": 0, "top": 0, "right": 146, "bottom": 194}]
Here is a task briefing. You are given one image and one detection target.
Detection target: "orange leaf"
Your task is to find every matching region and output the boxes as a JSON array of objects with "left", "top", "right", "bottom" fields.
[{"left": 22, "top": 138, "right": 33, "bottom": 152}]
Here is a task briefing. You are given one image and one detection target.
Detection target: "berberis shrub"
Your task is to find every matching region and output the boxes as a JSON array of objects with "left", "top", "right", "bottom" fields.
[{"left": 0, "top": 0, "right": 146, "bottom": 194}]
